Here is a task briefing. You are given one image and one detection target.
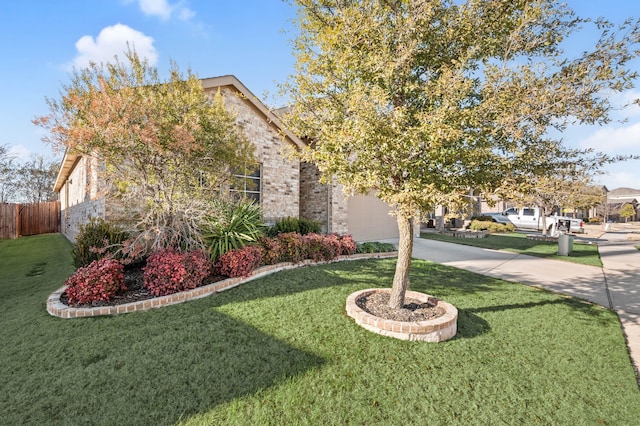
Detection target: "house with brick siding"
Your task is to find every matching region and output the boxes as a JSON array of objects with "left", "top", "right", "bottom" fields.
[{"left": 54, "top": 75, "right": 400, "bottom": 242}]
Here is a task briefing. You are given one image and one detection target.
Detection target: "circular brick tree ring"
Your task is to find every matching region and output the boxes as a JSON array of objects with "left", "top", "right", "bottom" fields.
[{"left": 345, "top": 288, "right": 458, "bottom": 342}]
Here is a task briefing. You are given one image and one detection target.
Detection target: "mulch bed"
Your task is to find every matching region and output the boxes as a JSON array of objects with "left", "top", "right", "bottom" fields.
[
  {"left": 61, "top": 259, "right": 441, "bottom": 322},
  {"left": 355, "top": 292, "right": 445, "bottom": 322},
  {"left": 59, "top": 263, "right": 226, "bottom": 308}
]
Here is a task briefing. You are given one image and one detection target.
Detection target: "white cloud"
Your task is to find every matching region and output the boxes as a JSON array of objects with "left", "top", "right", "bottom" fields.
[
  {"left": 135, "top": 0, "right": 195, "bottom": 22},
  {"left": 139, "top": 0, "right": 172, "bottom": 20},
  {"left": 580, "top": 122, "right": 640, "bottom": 153},
  {"left": 608, "top": 89, "right": 640, "bottom": 120},
  {"left": 69, "top": 24, "right": 158, "bottom": 70},
  {"left": 596, "top": 168, "right": 640, "bottom": 190},
  {"left": 178, "top": 7, "right": 196, "bottom": 21}
]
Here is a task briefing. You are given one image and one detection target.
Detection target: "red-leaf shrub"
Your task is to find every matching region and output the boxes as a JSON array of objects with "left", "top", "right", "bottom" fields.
[
  {"left": 338, "top": 234, "right": 357, "bottom": 255},
  {"left": 216, "top": 245, "right": 263, "bottom": 277},
  {"left": 259, "top": 236, "right": 283, "bottom": 265},
  {"left": 276, "top": 232, "right": 305, "bottom": 263},
  {"left": 259, "top": 233, "right": 358, "bottom": 265},
  {"left": 65, "top": 258, "right": 126, "bottom": 305},
  {"left": 303, "top": 233, "right": 341, "bottom": 262},
  {"left": 143, "top": 249, "right": 212, "bottom": 296}
]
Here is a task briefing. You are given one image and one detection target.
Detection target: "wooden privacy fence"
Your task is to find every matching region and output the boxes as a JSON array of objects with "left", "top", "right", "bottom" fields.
[{"left": 0, "top": 202, "right": 60, "bottom": 239}]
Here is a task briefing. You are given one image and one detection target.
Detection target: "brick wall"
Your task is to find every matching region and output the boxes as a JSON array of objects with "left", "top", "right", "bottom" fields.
[
  {"left": 60, "top": 156, "right": 107, "bottom": 241},
  {"left": 213, "top": 87, "right": 300, "bottom": 224},
  {"left": 300, "top": 161, "right": 329, "bottom": 232},
  {"left": 299, "top": 161, "right": 349, "bottom": 234}
]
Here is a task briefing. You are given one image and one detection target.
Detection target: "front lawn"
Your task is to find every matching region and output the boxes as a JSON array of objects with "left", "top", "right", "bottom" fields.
[
  {"left": 421, "top": 231, "right": 603, "bottom": 267},
  {"left": 1, "top": 234, "right": 638, "bottom": 425}
]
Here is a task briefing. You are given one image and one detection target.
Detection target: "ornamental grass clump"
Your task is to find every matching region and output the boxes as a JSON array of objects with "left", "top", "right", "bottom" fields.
[
  {"left": 65, "top": 258, "right": 126, "bottom": 305},
  {"left": 143, "top": 249, "right": 212, "bottom": 297},
  {"left": 267, "top": 216, "right": 322, "bottom": 236},
  {"left": 72, "top": 218, "right": 130, "bottom": 268},
  {"left": 201, "top": 199, "right": 266, "bottom": 261}
]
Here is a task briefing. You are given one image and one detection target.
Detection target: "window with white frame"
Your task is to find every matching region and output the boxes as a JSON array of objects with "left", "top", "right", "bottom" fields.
[{"left": 229, "top": 164, "right": 261, "bottom": 203}]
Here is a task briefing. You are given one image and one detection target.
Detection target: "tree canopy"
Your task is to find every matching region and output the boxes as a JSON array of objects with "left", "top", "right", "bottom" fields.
[
  {"left": 283, "top": 0, "right": 640, "bottom": 308},
  {"left": 35, "top": 50, "right": 254, "bottom": 255},
  {"left": 0, "top": 146, "right": 58, "bottom": 203},
  {"left": 619, "top": 203, "right": 636, "bottom": 222}
]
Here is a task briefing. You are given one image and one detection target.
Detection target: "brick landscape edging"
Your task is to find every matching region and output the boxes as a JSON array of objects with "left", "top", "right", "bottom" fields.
[
  {"left": 345, "top": 288, "right": 458, "bottom": 342},
  {"left": 47, "top": 252, "right": 398, "bottom": 319}
]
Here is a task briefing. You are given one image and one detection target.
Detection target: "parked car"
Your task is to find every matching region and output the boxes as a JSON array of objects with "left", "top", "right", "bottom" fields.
[{"left": 498, "top": 207, "right": 584, "bottom": 233}]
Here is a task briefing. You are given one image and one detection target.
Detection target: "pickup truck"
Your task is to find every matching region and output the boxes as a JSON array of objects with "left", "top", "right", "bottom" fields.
[{"left": 496, "top": 207, "right": 584, "bottom": 234}]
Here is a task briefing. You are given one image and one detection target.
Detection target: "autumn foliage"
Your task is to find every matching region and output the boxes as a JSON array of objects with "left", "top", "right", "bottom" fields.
[
  {"left": 34, "top": 50, "right": 254, "bottom": 256},
  {"left": 143, "top": 249, "right": 212, "bottom": 297},
  {"left": 65, "top": 258, "right": 126, "bottom": 305}
]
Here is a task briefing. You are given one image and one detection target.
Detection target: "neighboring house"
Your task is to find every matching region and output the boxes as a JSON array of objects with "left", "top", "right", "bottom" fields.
[
  {"left": 603, "top": 187, "right": 640, "bottom": 222},
  {"left": 53, "top": 75, "right": 400, "bottom": 242}
]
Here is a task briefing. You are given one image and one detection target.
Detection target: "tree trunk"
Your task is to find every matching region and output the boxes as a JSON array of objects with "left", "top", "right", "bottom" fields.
[
  {"left": 540, "top": 206, "right": 548, "bottom": 236},
  {"left": 388, "top": 214, "right": 414, "bottom": 309}
]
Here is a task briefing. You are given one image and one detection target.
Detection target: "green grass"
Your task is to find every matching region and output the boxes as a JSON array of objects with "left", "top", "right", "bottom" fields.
[
  {"left": 421, "top": 232, "right": 603, "bottom": 267},
  {"left": 1, "top": 234, "right": 638, "bottom": 425}
]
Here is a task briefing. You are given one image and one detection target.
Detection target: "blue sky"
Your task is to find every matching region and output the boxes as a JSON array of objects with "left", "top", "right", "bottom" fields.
[{"left": 1, "top": 0, "right": 639, "bottom": 190}]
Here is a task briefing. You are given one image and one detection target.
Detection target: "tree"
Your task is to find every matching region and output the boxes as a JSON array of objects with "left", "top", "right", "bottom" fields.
[
  {"left": 620, "top": 203, "right": 636, "bottom": 222},
  {"left": 34, "top": 50, "right": 254, "bottom": 255},
  {"left": 283, "top": 0, "right": 639, "bottom": 309},
  {"left": 0, "top": 144, "right": 18, "bottom": 203},
  {"left": 566, "top": 183, "right": 606, "bottom": 219},
  {"left": 496, "top": 143, "right": 613, "bottom": 235},
  {"left": 15, "top": 154, "right": 59, "bottom": 203}
]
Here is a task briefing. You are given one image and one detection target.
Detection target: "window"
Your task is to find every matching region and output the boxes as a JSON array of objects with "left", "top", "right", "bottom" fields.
[
  {"left": 229, "top": 164, "right": 261, "bottom": 203},
  {"left": 522, "top": 208, "right": 535, "bottom": 216}
]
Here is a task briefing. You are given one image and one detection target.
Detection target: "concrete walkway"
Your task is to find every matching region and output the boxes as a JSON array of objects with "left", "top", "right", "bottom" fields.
[{"left": 393, "top": 232, "right": 640, "bottom": 380}]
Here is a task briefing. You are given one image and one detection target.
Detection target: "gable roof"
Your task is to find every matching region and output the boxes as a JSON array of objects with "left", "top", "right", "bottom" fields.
[
  {"left": 201, "top": 75, "right": 305, "bottom": 150},
  {"left": 53, "top": 150, "right": 80, "bottom": 192},
  {"left": 54, "top": 75, "right": 305, "bottom": 192}
]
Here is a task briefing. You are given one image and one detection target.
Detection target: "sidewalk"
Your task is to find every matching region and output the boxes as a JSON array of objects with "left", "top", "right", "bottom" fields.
[{"left": 400, "top": 235, "right": 640, "bottom": 380}]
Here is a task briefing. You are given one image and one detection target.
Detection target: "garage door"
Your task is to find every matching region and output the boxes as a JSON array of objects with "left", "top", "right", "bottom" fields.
[{"left": 347, "top": 194, "right": 399, "bottom": 241}]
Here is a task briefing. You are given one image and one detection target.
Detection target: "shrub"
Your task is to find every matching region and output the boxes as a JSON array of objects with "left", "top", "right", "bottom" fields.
[
  {"left": 201, "top": 199, "right": 266, "bottom": 262},
  {"left": 72, "top": 217, "right": 130, "bottom": 268},
  {"left": 299, "top": 217, "right": 322, "bottom": 235},
  {"left": 276, "top": 232, "right": 306, "bottom": 263},
  {"left": 356, "top": 242, "right": 397, "bottom": 253},
  {"left": 589, "top": 217, "right": 602, "bottom": 223},
  {"left": 470, "top": 215, "right": 495, "bottom": 222},
  {"left": 338, "top": 234, "right": 358, "bottom": 255},
  {"left": 469, "top": 220, "right": 515, "bottom": 233},
  {"left": 216, "top": 245, "right": 263, "bottom": 277},
  {"left": 65, "top": 258, "right": 126, "bottom": 305},
  {"left": 143, "top": 249, "right": 212, "bottom": 297},
  {"left": 258, "top": 236, "right": 283, "bottom": 265},
  {"left": 303, "top": 233, "right": 341, "bottom": 262},
  {"left": 267, "top": 216, "right": 322, "bottom": 236}
]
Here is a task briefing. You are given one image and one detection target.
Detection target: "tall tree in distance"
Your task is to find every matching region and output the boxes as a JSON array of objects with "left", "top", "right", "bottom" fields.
[
  {"left": 0, "top": 144, "right": 18, "bottom": 203},
  {"left": 34, "top": 50, "right": 254, "bottom": 255},
  {"left": 283, "top": 0, "right": 640, "bottom": 308},
  {"left": 16, "top": 154, "right": 59, "bottom": 203}
]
